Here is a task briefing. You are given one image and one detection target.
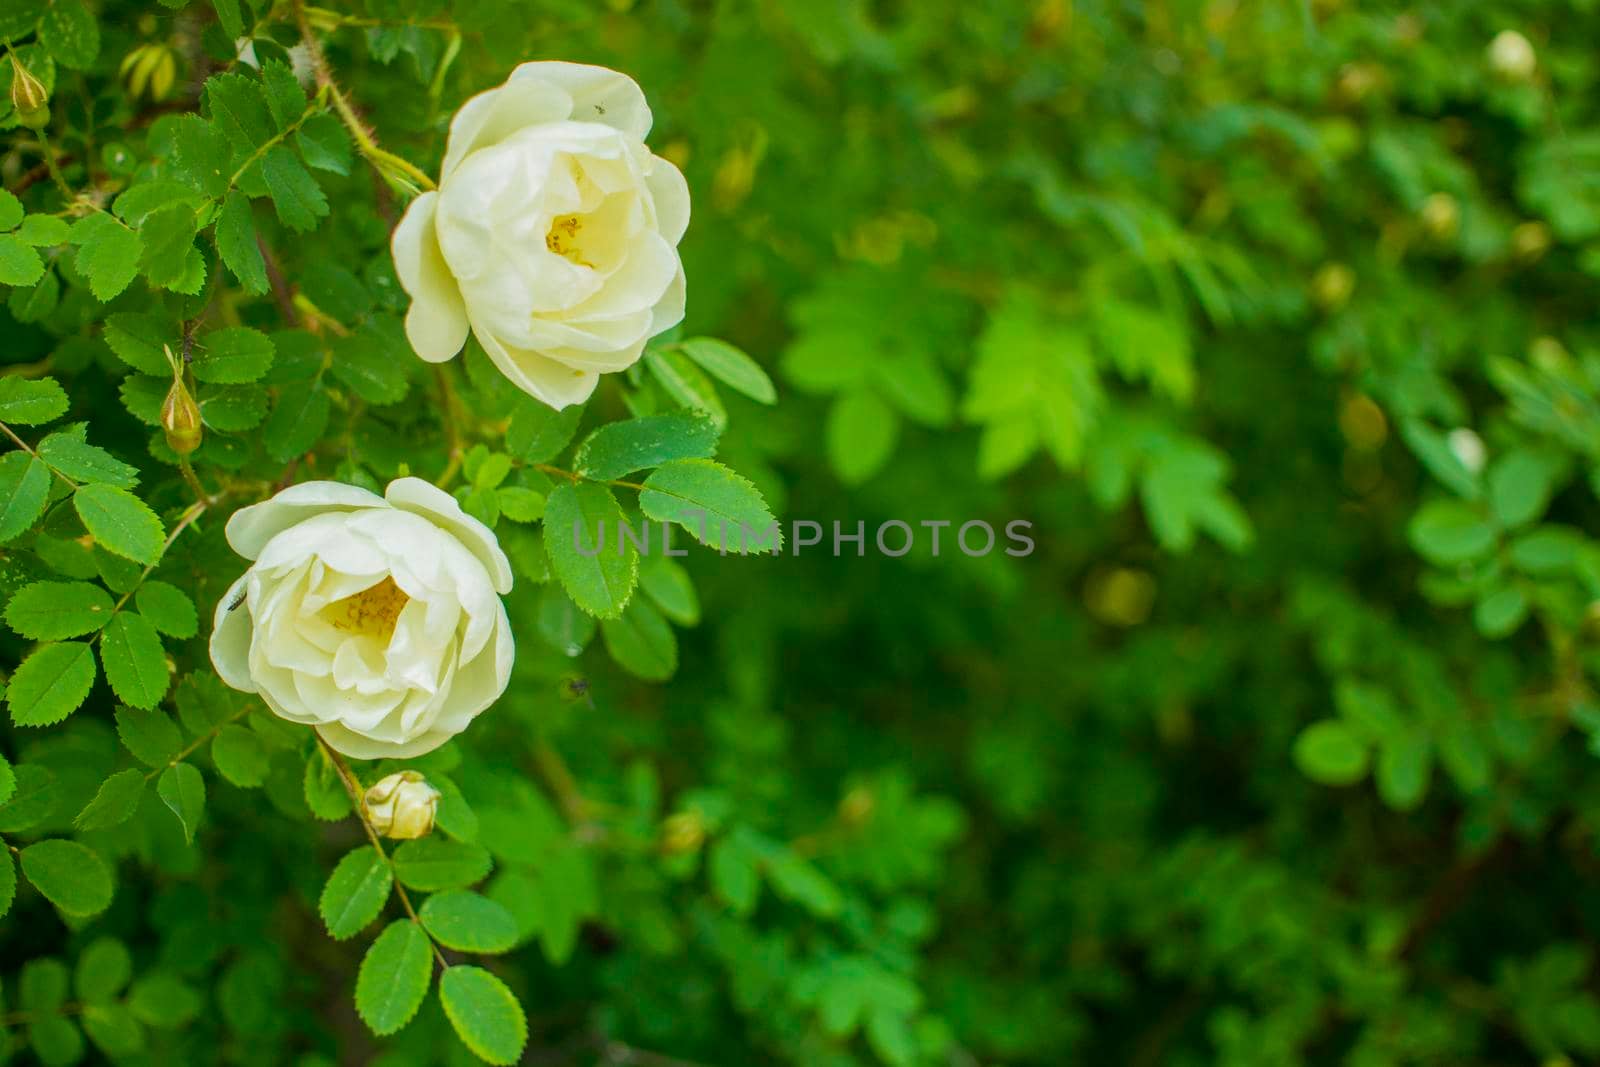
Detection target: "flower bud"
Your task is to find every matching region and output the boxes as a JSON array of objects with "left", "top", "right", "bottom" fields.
[
  {"left": 161, "top": 375, "right": 203, "bottom": 456},
  {"left": 659, "top": 811, "right": 705, "bottom": 854},
  {"left": 10, "top": 57, "right": 49, "bottom": 131},
  {"left": 361, "top": 771, "right": 441, "bottom": 840},
  {"left": 1488, "top": 30, "right": 1537, "bottom": 81}
]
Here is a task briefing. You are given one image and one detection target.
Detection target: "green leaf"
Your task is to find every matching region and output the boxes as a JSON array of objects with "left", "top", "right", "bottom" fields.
[
  {"left": 645, "top": 347, "right": 726, "bottom": 426},
  {"left": 679, "top": 337, "right": 777, "bottom": 404},
  {"left": 193, "top": 326, "right": 275, "bottom": 384},
  {"left": 205, "top": 72, "right": 274, "bottom": 150},
  {"left": 0, "top": 451, "right": 51, "bottom": 542},
  {"left": 355, "top": 920, "right": 433, "bottom": 1037},
  {"left": 8, "top": 641, "right": 96, "bottom": 726},
  {"left": 116, "top": 705, "right": 183, "bottom": 768},
  {"left": 101, "top": 612, "right": 169, "bottom": 709},
  {"left": 211, "top": 0, "right": 243, "bottom": 37},
  {"left": 542, "top": 481, "right": 637, "bottom": 619},
  {"left": 261, "top": 146, "right": 328, "bottom": 232},
  {"left": 827, "top": 389, "right": 898, "bottom": 486},
  {"left": 1475, "top": 585, "right": 1530, "bottom": 638},
  {"left": 69, "top": 213, "right": 144, "bottom": 301},
  {"left": 295, "top": 112, "right": 353, "bottom": 174},
  {"left": 497, "top": 486, "right": 545, "bottom": 523},
  {"left": 574, "top": 413, "right": 721, "bottom": 480},
  {"left": 216, "top": 191, "right": 269, "bottom": 294},
  {"left": 766, "top": 850, "right": 844, "bottom": 917},
  {"left": 75, "top": 938, "right": 133, "bottom": 1003},
  {"left": 332, "top": 316, "right": 410, "bottom": 404},
  {"left": 392, "top": 838, "right": 493, "bottom": 892},
  {"left": 38, "top": 429, "right": 140, "bottom": 487},
  {"left": 210, "top": 724, "right": 268, "bottom": 787},
  {"left": 601, "top": 598, "right": 678, "bottom": 681},
  {"left": 103, "top": 312, "right": 178, "bottom": 375},
  {"left": 1376, "top": 730, "right": 1432, "bottom": 811},
  {"left": 419, "top": 890, "right": 520, "bottom": 953},
  {"left": 0, "top": 763, "right": 58, "bottom": 832},
  {"left": 0, "top": 752, "right": 13, "bottom": 805},
  {"left": 127, "top": 972, "right": 202, "bottom": 1028},
  {"left": 1488, "top": 448, "right": 1564, "bottom": 529},
  {"left": 709, "top": 834, "right": 760, "bottom": 915},
  {"left": 439, "top": 966, "right": 528, "bottom": 1066},
  {"left": 157, "top": 762, "right": 205, "bottom": 844},
  {"left": 320, "top": 847, "right": 395, "bottom": 941},
  {"left": 5, "top": 580, "right": 115, "bottom": 639},
  {"left": 74, "top": 484, "right": 166, "bottom": 565},
  {"left": 505, "top": 396, "right": 582, "bottom": 462},
  {"left": 0, "top": 375, "right": 68, "bottom": 424},
  {"left": 169, "top": 115, "right": 232, "bottom": 198},
  {"left": 39, "top": 0, "right": 99, "bottom": 68},
  {"left": 0, "top": 188, "right": 22, "bottom": 231},
  {"left": 136, "top": 581, "right": 198, "bottom": 638},
  {"left": 1409, "top": 500, "right": 1496, "bottom": 565},
  {"left": 74, "top": 768, "right": 147, "bottom": 831},
  {"left": 20, "top": 840, "right": 113, "bottom": 916},
  {"left": 638, "top": 459, "right": 780, "bottom": 553},
  {"left": 1292, "top": 720, "right": 1369, "bottom": 786},
  {"left": 639, "top": 555, "right": 699, "bottom": 625},
  {"left": 261, "top": 60, "right": 306, "bottom": 128},
  {"left": 9, "top": 267, "right": 58, "bottom": 322},
  {"left": 0, "top": 233, "right": 44, "bottom": 285},
  {"left": 304, "top": 748, "right": 352, "bottom": 820},
  {"left": 0, "top": 848, "right": 14, "bottom": 921},
  {"left": 16, "top": 213, "right": 69, "bottom": 246}
]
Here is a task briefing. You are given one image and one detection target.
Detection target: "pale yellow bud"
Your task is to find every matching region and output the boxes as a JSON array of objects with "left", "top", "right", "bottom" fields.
[
  {"left": 10, "top": 58, "right": 48, "bottom": 131},
  {"left": 1488, "top": 30, "right": 1537, "bottom": 81},
  {"left": 161, "top": 375, "right": 203, "bottom": 457},
  {"left": 361, "top": 771, "right": 441, "bottom": 840}
]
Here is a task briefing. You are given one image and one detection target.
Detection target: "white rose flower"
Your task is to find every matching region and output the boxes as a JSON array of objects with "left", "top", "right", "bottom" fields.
[
  {"left": 391, "top": 61, "right": 690, "bottom": 411},
  {"left": 362, "top": 771, "right": 442, "bottom": 840},
  {"left": 210, "top": 478, "right": 514, "bottom": 759}
]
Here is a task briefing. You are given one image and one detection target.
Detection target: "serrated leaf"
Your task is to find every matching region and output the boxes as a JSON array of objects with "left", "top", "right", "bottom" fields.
[
  {"left": 169, "top": 115, "right": 232, "bottom": 198},
  {"left": 638, "top": 555, "right": 699, "bottom": 625},
  {"left": 355, "top": 920, "right": 433, "bottom": 1037},
  {"left": 0, "top": 752, "right": 13, "bottom": 806},
  {"left": 74, "top": 768, "right": 146, "bottom": 831},
  {"left": 157, "top": 762, "right": 205, "bottom": 843},
  {"left": 574, "top": 413, "right": 721, "bottom": 480},
  {"left": 392, "top": 838, "right": 492, "bottom": 892},
  {"left": 38, "top": 430, "right": 140, "bottom": 488},
  {"left": 0, "top": 376, "right": 68, "bottom": 425},
  {"left": 542, "top": 481, "right": 637, "bottom": 619},
  {"left": 74, "top": 484, "right": 165, "bottom": 565},
  {"left": 320, "top": 847, "right": 394, "bottom": 940},
  {"left": 419, "top": 890, "right": 519, "bottom": 953},
  {"left": 439, "top": 966, "right": 527, "bottom": 1066},
  {"left": 75, "top": 938, "right": 133, "bottom": 1003},
  {"left": 0, "top": 848, "right": 14, "bottom": 920},
  {"left": 5, "top": 580, "right": 115, "bottom": 639},
  {"left": 260, "top": 60, "right": 305, "bottom": 128},
  {"left": 17, "top": 214, "right": 69, "bottom": 246},
  {"left": 0, "top": 234, "right": 43, "bottom": 285},
  {"left": 101, "top": 612, "right": 169, "bottom": 709},
  {"left": 264, "top": 380, "right": 330, "bottom": 461},
  {"left": 295, "top": 112, "right": 352, "bottom": 174},
  {"left": 20, "top": 840, "right": 113, "bottom": 916},
  {"left": 0, "top": 189, "right": 21, "bottom": 231},
  {"left": 69, "top": 213, "right": 144, "bottom": 301},
  {"left": 0, "top": 764, "right": 56, "bottom": 832},
  {"left": 135, "top": 580, "right": 197, "bottom": 638},
  {"left": 210, "top": 724, "right": 267, "bottom": 787},
  {"left": 261, "top": 146, "right": 328, "bottom": 232},
  {"left": 193, "top": 326, "right": 274, "bottom": 384},
  {"left": 0, "top": 452, "right": 50, "bottom": 542},
  {"left": 638, "top": 459, "right": 780, "bottom": 553},
  {"left": 211, "top": 0, "right": 243, "bottom": 36},
  {"left": 827, "top": 389, "right": 898, "bottom": 486},
  {"left": 102, "top": 312, "right": 178, "bottom": 375},
  {"left": 216, "top": 191, "right": 268, "bottom": 294},
  {"left": 116, "top": 705, "right": 182, "bottom": 768},
  {"left": 331, "top": 316, "right": 409, "bottom": 404},
  {"left": 8, "top": 641, "right": 96, "bottom": 726},
  {"left": 205, "top": 72, "right": 274, "bottom": 150},
  {"left": 505, "top": 396, "right": 581, "bottom": 462}
]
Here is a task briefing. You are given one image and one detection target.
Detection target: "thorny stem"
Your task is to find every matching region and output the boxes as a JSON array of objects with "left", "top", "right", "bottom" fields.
[{"left": 316, "top": 734, "right": 452, "bottom": 972}]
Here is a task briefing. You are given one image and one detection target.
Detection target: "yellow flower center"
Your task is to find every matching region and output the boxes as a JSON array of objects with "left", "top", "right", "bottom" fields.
[
  {"left": 545, "top": 214, "right": 593, "bottom": 267},
  {"left": 323, "top": 577, "right": 408, "bottom": 640}
]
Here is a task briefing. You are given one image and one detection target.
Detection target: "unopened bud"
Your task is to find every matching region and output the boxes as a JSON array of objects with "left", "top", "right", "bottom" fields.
[
  {"left": 161, "top": 375, "right": 202, "bottom": 456},
  {"left": 10, "top": 58, "right": 48, "bottom": 130},
  {"left": 1488, "top": 30, "right": 1537, "bottom": 82},
  {"left": 362, "top": 771, "right": 440, "bottom": 840},
  {"left": 659, "top": 811, "right": 705, "bottom": 854}
]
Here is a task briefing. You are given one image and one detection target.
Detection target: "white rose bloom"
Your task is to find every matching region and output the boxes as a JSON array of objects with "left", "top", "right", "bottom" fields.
[
  {"left": 391, "top": 61, "right": 690, "bottom": 411},
  {"left": 210, "top": 478, "right": 514, "bottom": 759}
]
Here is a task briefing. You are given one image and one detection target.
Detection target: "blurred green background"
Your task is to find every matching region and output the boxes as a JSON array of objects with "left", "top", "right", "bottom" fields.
[{"left": 9, "top": 0, "right": 1600, "bottom": 1065}]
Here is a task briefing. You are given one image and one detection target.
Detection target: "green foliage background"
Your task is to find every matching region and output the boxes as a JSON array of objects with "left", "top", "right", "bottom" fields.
[{"left": 1, "top": 0, "right": 1598, "bottom": 1064}]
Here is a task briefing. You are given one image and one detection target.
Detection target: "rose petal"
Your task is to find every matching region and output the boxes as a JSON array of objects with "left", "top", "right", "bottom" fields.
[
  {"left": 472, "top": 318, "right": 601, "bottom": 410},
  {"left": 509, "top": 61, "right": 651, "bottom": 140},
  {"left": 393, "top": 191, "right": 471, "bottom": 364},
  {"left": 226, "top": 481, "right": 387, "bottom": 560},
  {"left": 210, "top": 574, "right": 258, "bottom": 693},
  {"left": 384, "top": 477, "right": 514, "bottom": 594}
]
